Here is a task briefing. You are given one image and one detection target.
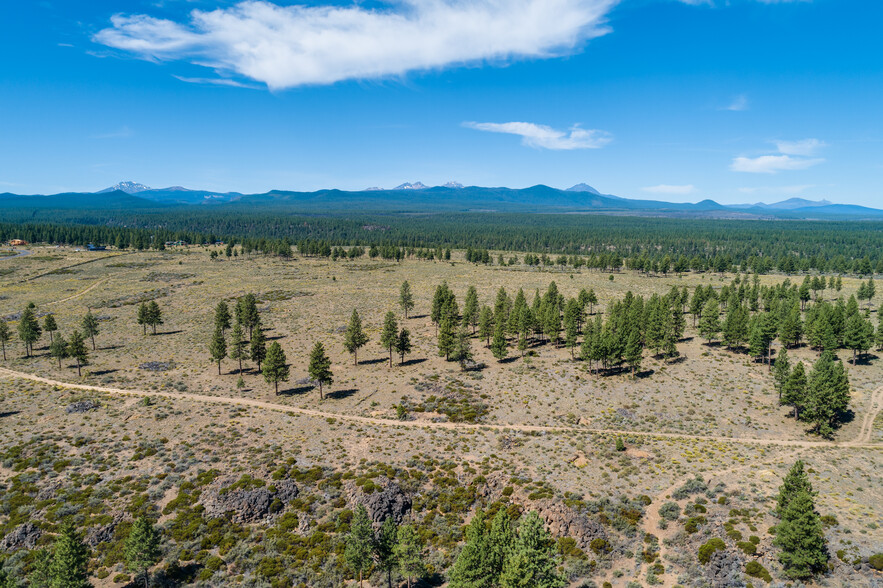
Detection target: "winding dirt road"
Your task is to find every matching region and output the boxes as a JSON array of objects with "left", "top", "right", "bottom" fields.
[{"left": 0, "top": 367, "right": 880, "bottom": 451}]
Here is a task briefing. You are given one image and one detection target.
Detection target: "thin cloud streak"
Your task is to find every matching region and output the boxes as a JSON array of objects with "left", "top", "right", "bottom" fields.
[{"left": 464, "top": 121, "right": 612, "bottom": 150}]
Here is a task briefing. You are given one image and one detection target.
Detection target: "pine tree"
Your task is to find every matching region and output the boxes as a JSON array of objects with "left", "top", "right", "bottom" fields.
[
  {"left": 49, "top": 521, "right": 91, "bottom": 588},
  {"left": 563, "top": 299, "right": 579, "bottom": 358},
  {"left": 380, "top": 311, "right": 399, "bottom": 367},
  {"left": 68, "top": 330, "right": 88, "bottom": 377},
  {"left": 43, "top": 314, "right": 58, "bottom": 343},
  {"left": 395, "top": 328, "right": 412, "bottom": 365},
  {"left": 454, "top": 328, "right": 474, "bottom": 370},
  {"left": 778, "top": 305, "right": 803, "bottom": 348},
  {"left": 137, "top": 302, "right": 149, "bottom": 335},
  {"left": 843, "top": 312, "right": 872, "bottom": 364},
  {"left": 478, "top": 306, "right": 494, "bottom": 347},
  {"left": 805, "top": 351, "right": 850, "bottom": 437},
  {"left": 50, "top": 334, "right": 69, "bottom": 368},
  {"left": 308, "top": 341, "right": 333, "bottom": 399},
  {"left": 448, "top": 509, "right": 493, "bottom": 588},
  {"left": 586, "top": 289, "right": 598, "bottom": 316},
  {"left": 17, "top": 306, "right": 41, "bottom": 357},
  {"left": 624, "top": 328, "right": 643, "bottom": 376},
  {"left": 775, "top": 460, "right": 815, "bottom": 517},
  {"left": 0, "top": 321, "right": 11, "bottom": 361},
  {"left": 81, "top": 312, "right": 100, "bottom": 351},
  {"left": 399, "top": 281, "right": 415, "bottom": 319},
  {"left": 209, "top": 327, "right": 227, "bottom": 375},
  {"left": 262, "top": 342, "right": 289, "bottom": 395},
  {"left": 491, "top": 321, "right": 508, "bottom": 362},
  {"left": 774, "top": 490, "right": 828, "bottom": 579},
  {"left": 722, "top": 298, "right": 748, "bottom": 350},
  {"left": 125, "top": 516, "right": 162, "bottom": 588},
  {"left": 374, "top": 517, "right": 398, "bottom": 588},
  {"left": 236, "top": 294, "right": 259, "bottom": 338},
  {"left": 782, "top": 361, "right": 807, "bottom": 419},
  {"left": 772, "top": 347, "right": 791, "bottom": 402},
  {"left": 543, "top": 303, "right": 561, "bottom": 347},
  {"left": 463, "top": 286, "right": 480, "bottom": 333},
  {"left": 499, "top": 511, "right": 566, "bottom": 588},
  {"left": 214, "top": 301, "right": 231, "bottom": 333},
  {"left": 345, "top": 505, "right": 374, "bottom": 588},
  {"left": 250, "top": 322, "right": 267, "bottom": 372},
  {"left": 146, "top": 301, "right": 163, "bottom": 335},
  {"left": 228, "top": 323, "right": 248, "bottom": 374},
  {"left": 394, "top": 524, "right": 424, "bottom": 588},
  {"left": 344, "top": 309, "right": 369, "bottom": 365},
  {"left": 437, "top": 315, "right": 455, "bottom": 360},
  {"left": 488, "top": 509, "right": 515, "bottom": 578}
]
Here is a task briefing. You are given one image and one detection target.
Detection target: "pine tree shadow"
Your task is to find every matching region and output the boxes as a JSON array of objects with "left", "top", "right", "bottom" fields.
[
  {"left": 0, "top": 411, "right": 20, "bottom": 418},
  {"left": 359, "top": 357, "right": 388, "bottom": 366},
  {"left": 90, "top": 369, "right": 118, "bottom": 376},
  {"left": 327, "top": 388, "right": 358, "bottom": 400},
  {"left": 400, "top": 358, "right": 427, "bottom": 367},
  {"left": 279, "top": 385, "right": 314, "bottom": 396}
]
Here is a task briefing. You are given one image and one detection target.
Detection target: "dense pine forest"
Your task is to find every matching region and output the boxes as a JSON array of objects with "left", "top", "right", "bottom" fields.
[{"left": 2, "top": 210, "right": 883, "bottom": 275}]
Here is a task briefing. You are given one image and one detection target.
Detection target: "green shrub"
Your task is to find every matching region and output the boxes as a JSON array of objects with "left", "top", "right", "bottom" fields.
[
  {"left": 698, "top": 538, "right": 726, "bottom": 564},
  {"left": 113, "top": 573, "right": 131, "bottom": 583},
  {"left": 659, "top": 502, "right": 680, "bottom": 521},
  {"left": 869, "top": 554, "right": 883, "bottom": 571},
  {"left": 590, "top": 538, "right": 611, "bottom": 555},
  {"left": 749, "top": 535, "right": 760, "bottom": 545},
  {"left": 616, "top": 438, "right": 626, "bottom": 452},
  {"left": 737, "top": 541, "right": 757, "bottom": 556},
  {"left": 745, "top": 561, "right": 772, "bottom": 582},
  {"left": 684, "top": 516, "right": 706, "bottom": 534}
]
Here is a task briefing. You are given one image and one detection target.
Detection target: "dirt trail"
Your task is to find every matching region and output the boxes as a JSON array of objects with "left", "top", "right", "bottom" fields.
[
  {"left": 45, "top": 277, "right": 111, "bottom": 306},
  {"left": 1, "top": 367, "right": 880, "bottom": 451}
]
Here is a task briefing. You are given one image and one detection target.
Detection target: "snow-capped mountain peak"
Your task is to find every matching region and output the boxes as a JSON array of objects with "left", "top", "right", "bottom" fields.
[{"left": 99, "top": 181, "right": 151, "bottom": 194}]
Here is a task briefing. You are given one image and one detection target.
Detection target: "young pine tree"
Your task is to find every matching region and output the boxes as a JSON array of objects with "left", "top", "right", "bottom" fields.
[
  {"left": 146, "top": 301, "right": 163, "bottom": 335},
  {"left": 776, "top": 460, "right": 815, "bottom": 517},
  {"left": 214, "top": 301, "right": 232, "bottom": 333},
  {"left": 137, "top": 302, "right": 149, "bottom": 335},
  {"left": 49, "top": 522, "right": 91, "bottom": 588},
  {"left": 17, "top": 306, "right": 41, "bottom": 357},
  {"left": 125, "top": 516, "right": 162, "bottom": 588},
  {"left": 491, "top": 321, "right": 509, "bottom": 362},
  {"left": 380, "top": 311, "right": 399, "bottom": 367},
  {"left": 774, "top": 489, "right": 828, "bottom": 580},
  {"left": 394, "top": 524, "right": 424, "bottom": 588},
  {"left": 395, "top": 328, "right": 412, "bottom": 366},
  {"left": 250, "top": 321, "right": 267, "bottom": 373},
  {"left": 228, "top": 323, "right": 248, "bottom": 374},
  {"left": 308, "top": 341, "right": 333, "bottom": 399},
  {"left": 49, "top": 334, "right": 69, "bottom": 368},
  {"left": 343, "top": 309, "right": 369, "bottom": 365},
  {"left": 499, "top": 511, "right": 566, "bottom": 588},
  {"left": 209, "top": 327, "right": 227, "bottom": 375},
  {"left": 82, "top": 311, "right": 100, "bottom": 351},
  {"left": 437, "top": 315, "right": 456, "bottom": 361},
  {"left": 68, "top": 330, "right": 89, "bottom": 377},
  {"left": 772, "top": 347, "right": 791, "bottom": 402},
  {"left": 782, "top": 361, "right": 807, "bottom": 419},
  {"left": 448, "top": 510, "right": 493, "bottom": 588},
  {"left": 399, "top": 280, "right": 415, "bottom": 319},
  {"left": 345, "top": 505, "right": 374, "bottom": 588},
  {"left": 262, "top": 341, "right": 289, "bottom": 395},
  {"left": 462, "top": 286, "right": 480, "bottom": 334},
  {"left": 0, "top": 321, "right": 12, "bottom": 361},
  {"left": 478, "top": 305, "right": 494, "bottom": 348},
  {"left": 43, "top": 314, "right": 58, "bottom": 343},
  {"left": 374, "top": 517, "right": 398, "bottom": 588}
]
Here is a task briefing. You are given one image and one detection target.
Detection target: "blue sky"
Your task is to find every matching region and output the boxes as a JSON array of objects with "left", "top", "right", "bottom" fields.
[{"left": 1, "top": 0, "right": 881, "bottom": 206}]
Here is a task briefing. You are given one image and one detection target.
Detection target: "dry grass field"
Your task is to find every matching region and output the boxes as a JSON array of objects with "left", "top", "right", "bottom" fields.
[{"left": 1, "top": 245, "right": 881, "bottom": 587}]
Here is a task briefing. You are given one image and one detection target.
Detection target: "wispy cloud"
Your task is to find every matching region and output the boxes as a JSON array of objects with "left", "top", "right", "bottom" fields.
[
  {"left": 90, "top": 126, "right": 133, "bottom": 139},
  {"left": 731, "top": 138, "right": 826, "bottom": 174},
  {"left": 95, "top": 0, "right": 619, "bottom": 90},
  {"left": 173, "top": 75, "right": 260, "bottom": 89},
  {"left": 642, "top": 184, "right": 696, "bottom": 195},
  {"left": 773, "top": 138, "right": 826, "bottom": 156},
  {"left": 464, "top": 121, "right": 612, "bottom": 150},
  {"left": 721, "top": 94, "right": 748, "bottom": 111},
  {"left": 730, "top": 155, "right": 823, "bottom": 174}
]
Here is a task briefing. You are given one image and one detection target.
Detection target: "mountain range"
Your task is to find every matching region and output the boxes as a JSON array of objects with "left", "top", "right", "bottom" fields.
[{"left": 2, "top": 181, "right": 881, "bottom": 220}]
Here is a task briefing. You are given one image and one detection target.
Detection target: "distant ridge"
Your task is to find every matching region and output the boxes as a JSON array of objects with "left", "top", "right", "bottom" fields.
[{"left": 5, "top": 182, "right": 880, "bottom": 220}]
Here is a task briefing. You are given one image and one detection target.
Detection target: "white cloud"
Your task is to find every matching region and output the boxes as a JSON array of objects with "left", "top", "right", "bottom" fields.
[
  {"left": 773, "top": 138, "right": 826, "bottom": 156},
  {"left": 464, "top": 121, "right": 612, "bottom": 150},
  {"left": 730, "top": 155, "right": 824, "bottom": 174},
  {"left": 721, "top": 94, "right": 748, "bottom": 111},
  {"left": 642, "top": 184, "right": 696, "bottom": 195},
  {"left": 95, "top": 0, "right": 619, "bottom": 90}
]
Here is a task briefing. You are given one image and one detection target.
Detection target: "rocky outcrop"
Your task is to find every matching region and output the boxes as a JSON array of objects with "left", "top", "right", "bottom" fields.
[
  {"left": 704, "top": 549, "right": 745, "bottom": 588},
  {"left": 1, "top": 523, "right": 42, "bottom": 551},
  {"left": 200, "top": 478, "right": 299, "bottom": 523},
  {"left": 532, "top": 499, "right": 607, "bottom": 552},
  {"left": 85, "top": 520, "right": 119, "bottom": 547},
  {"left": 345, "top": 478, "right": 411, "bottom": 525},
  {"left": 66, "top": 400, "right": 99, "bottom": 414}
]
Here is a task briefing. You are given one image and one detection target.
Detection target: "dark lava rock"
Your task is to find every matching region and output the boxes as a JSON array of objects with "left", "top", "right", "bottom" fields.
[
  {"left": 1, "top": 523, "right": 42, "bottom": 552},
  {"left": 200, "top": 478, "right": 299, "bottom": 523},
  {"left": 346, "top": 478, "right": 411, "bottom": 525},
  {"left": 66, "top": 400, "right": 99, "bottom": 414},
  {"left": 704, "top": 549, "right": 746, "bottom": 588}
]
